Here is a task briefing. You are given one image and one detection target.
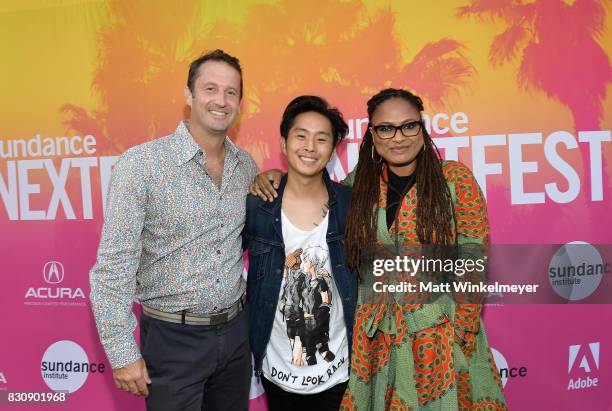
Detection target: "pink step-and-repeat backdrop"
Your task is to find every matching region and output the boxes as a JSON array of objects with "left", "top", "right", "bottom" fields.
[{"left": 1, "top": 1, "right": 610, "bottom": 409}]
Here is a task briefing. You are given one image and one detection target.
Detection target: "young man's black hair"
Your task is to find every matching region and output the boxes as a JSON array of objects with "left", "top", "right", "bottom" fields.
[{"left": 279, "top": 95, "right": 348, "bottom": 145}]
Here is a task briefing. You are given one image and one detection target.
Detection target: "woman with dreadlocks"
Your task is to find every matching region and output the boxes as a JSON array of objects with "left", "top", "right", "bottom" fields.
[
  {"left": 251, "top": 88, "right": 506, "bottom": 410},
  {"left": 338, "top": 88, "right": 506, "bottom": 410}
]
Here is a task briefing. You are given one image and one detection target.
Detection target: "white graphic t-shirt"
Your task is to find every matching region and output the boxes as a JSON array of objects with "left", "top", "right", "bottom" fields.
[{"left": 262, "top": 210, "right": 349, "bottom": 394}]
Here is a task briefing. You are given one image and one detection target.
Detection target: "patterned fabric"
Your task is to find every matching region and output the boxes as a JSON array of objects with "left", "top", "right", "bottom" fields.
[
  {"left": 90, "top": 121, "right": 258, "bottom": 369},
  {"left": 341, "top": 161, "right": 506, "bottom": 410}
]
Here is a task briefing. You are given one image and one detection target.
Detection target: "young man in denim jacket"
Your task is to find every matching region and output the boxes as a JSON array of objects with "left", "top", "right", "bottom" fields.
[{"left": 244, "top": 96, "right": 357, "bottom": 410}]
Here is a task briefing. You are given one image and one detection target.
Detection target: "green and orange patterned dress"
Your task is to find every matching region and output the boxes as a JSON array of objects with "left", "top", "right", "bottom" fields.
[{"left": 340, "top": 161, "right": 507, "bottom": 411}]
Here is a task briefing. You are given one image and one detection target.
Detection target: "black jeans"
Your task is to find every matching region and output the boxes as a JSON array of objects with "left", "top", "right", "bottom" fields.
[
  {"left": 140, "top": 308, "right": 251, "bottom": 411},
  {"left": 262, "top": 377, "right": 347, "bottom": 411}
]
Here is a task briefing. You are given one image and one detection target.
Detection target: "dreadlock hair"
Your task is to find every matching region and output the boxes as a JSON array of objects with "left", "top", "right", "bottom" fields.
[{"left": 344, "top": 88, "right": 456, "bottom": 274}]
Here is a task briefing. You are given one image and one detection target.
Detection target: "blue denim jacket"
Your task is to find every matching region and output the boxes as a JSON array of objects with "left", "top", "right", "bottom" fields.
[{"left": 243, "top": 170, "right": 358, "bottom": 376}]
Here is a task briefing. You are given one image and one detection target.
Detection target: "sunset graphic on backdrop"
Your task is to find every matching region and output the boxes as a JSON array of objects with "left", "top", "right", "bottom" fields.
[
  {"left": 39, "top": 0, "right": 609, "bottom": 242},
  {"left": 61, "top": 0, "right": 475, "bottom": 169},
  {"left": 0, "top": 5, "right": 611, "bottom": 409},
  {"left": 457, "top": 0, "right": 611, "bottom": 241},
  {"left": 458, "top": 0, "right": 610, "bottom": 131}
]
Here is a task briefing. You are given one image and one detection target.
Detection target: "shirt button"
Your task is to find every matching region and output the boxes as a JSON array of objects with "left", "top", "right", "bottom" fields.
[
  {"left": 216, "top": 278, "right": 220, "bottom": 283},
  {"left": 216, "top": 250, "right": 221, "bottom": 255},
  {"left": 219, "top": 195, "right": 223, "bottom": 200},
  {"left": 221, "top": 224, "right": 224, "bottom": 228}
]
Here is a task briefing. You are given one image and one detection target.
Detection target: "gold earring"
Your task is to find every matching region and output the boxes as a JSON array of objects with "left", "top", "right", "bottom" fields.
[{"left": 371, "top": 146, "right": 382, "bottom": 164}]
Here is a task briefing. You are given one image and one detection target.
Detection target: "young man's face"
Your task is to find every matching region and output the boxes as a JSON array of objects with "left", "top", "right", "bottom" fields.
[
  {"left": 281, "top": 111, "right": 335, "bottom": 178},
  {"left": 184, "top": 60, "right": 241, "bottom": 136}
]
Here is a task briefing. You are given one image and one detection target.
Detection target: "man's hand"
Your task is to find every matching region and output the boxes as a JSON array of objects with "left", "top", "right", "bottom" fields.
[
  {"left": 454, "top": 327, "right": 466, "bottom": 346},
  {"left": 113, "top": 357, "right": 151, "bottom": 397},
  {"left": 249, "top": 169, "right": 283, "bottom": 201}
]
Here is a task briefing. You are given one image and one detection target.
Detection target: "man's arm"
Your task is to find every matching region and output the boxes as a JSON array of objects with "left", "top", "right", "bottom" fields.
[
  {"left": 249, "top": 166, "right": 356, "bottom": 201},
  {"left": 89, "top": 149, "right": 150, "bottom": 395}
]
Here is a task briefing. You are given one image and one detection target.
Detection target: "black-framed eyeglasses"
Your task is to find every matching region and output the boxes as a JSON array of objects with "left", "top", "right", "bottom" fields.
[{"left": 370, "top": 120, "right": 423, "bottom": 139}]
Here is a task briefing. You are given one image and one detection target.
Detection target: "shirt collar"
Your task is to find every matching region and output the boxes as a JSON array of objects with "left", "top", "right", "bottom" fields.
[{"left": 172, "top": 120, "right": 240, "bottom": 166}]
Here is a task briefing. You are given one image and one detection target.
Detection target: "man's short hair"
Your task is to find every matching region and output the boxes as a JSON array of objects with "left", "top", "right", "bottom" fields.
[
  {"left": 187, "top": 49, "right": 243, "bottom": 99},
  {"left": 280, "top": 96, "right": 348, "bottom": 145}
]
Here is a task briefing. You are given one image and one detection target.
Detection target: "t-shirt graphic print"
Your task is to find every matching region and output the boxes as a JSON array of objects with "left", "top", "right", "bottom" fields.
[{"left": 262, "top": 210, "right": 349, "bottom": 394}]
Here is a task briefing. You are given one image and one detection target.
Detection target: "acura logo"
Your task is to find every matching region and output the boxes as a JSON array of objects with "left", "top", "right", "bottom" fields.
[{"left": 43, "top": 261, "right": 64, "bottom": 284}]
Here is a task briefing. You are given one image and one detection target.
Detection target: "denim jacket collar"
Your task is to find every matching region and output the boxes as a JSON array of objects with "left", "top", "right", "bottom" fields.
[{"left": 257, "top": 169, "right": 340, "bottom": 240}]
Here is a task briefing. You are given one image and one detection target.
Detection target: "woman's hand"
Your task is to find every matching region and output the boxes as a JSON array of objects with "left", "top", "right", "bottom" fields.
[
  {"left": 249, "top": 169, "right": 283, "bottom": 201},
  {"left": 455, "top": 327, "right": 477, "bottom": 360}
]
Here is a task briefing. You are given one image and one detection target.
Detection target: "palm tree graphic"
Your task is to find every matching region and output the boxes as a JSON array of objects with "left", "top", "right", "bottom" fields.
[
  {"left": 61, "top": 0, "right": 476, "bottom": 169},
  {"left": 457, "top": 0, "right": 611, "bottom": 185}
]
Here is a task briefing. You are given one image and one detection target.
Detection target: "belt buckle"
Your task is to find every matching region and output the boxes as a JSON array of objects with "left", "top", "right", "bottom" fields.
[{"left": 208, "top": 311, "right": 228, "bottom": 326}]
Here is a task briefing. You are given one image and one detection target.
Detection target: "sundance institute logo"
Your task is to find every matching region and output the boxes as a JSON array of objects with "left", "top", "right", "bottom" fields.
[
  {"left": 490, "top": 348, "right": 527, "bottom": 388},
  {"left": 41, "top": 340, "right": 105, "bottom": 393},
  {"left": 549, "top": 242, "right": 608, "bottom": 301}
]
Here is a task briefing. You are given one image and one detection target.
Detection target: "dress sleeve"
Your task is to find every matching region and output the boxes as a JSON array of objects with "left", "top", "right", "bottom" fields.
[{"left": 446, "top": 161, "right": 489, "bottom": 334}]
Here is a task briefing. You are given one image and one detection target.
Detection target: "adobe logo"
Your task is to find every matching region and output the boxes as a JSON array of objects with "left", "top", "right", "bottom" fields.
[
  {"left": 569, "top": 343, "right": 599, "bottom": 373},
  {"left": 568, "top": 342, "right": 600, "bottom": 390}
]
